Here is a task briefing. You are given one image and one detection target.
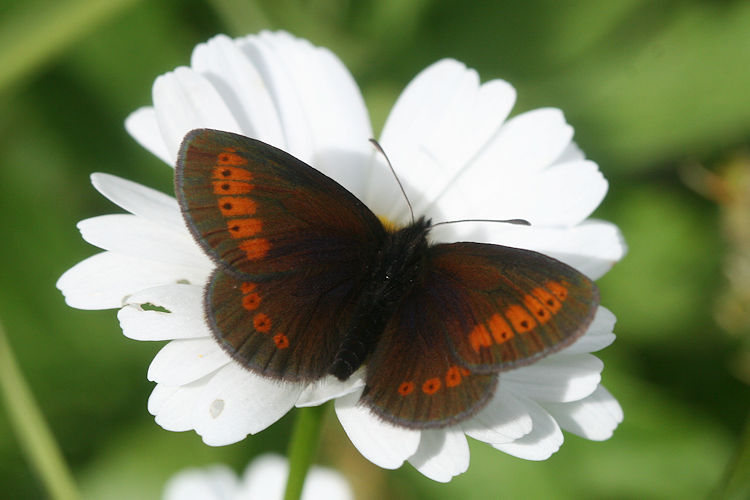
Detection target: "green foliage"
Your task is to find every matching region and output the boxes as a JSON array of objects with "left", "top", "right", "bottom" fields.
[{"left": 0, "top": 1, "right": 748, "bottom": 498}]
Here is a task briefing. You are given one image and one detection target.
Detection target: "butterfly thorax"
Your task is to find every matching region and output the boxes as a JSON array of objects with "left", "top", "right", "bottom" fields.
[{"left": 329, "top": 217, "right": 432, "bottom": 380}]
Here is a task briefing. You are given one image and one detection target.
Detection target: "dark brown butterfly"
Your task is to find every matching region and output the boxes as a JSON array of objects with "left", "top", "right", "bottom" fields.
[{"left": 175, "top": 129, "right": 599, "bottom": 429}]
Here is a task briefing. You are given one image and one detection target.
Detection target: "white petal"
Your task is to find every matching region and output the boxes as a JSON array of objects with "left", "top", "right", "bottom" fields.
[
  {"left": 437, "top": 160, "right": 607, "bottom": 227},
  {"left": 562, "top": 307, "right": 617, "bottom": 355},
  {"left": 493, "top": 398, "right": 563, "bottom": 460},
  {"left": 408, "top": 429, "right": 469, "bottom": 483},
  {"left": 470, "top": 107, "right": 573, "bottom": 177},
  {"left": 124, "top": 108, "right": 172, "bottom": 165},
  {"left": 556, "top": 141, "right": 585, "bottom": 163},
  {"left": 296, "top": 369, "right": 365, "bottom": 407},
  {"left": 76, "top": 214, "right": 212, "bottom": 277},
  {"left": 463, "top": 386, "right": 533, "bottom": 444},
  {"left": 544, "top": 386, "right": 623, "bottom": 441},
  {"left": 334, "top": 390, "right": 420, "bottom": 469},
  {"left": 241, "top": 454, "right": 354, "bottom": 500},
  {"left": 152, "top": 67, "right": 243, "bottom": 163},
  {"left": 149, "top": 379, "right": 206, "bottom": 432},
  {"left": 503, "top": 354, "right": 603, "bottom": 403},
  {"left": 191, "top": 34, "right": 284, "bottom": 145},
  {"left": 377, "top": 59, "right": 516, "bottom": 222},
  {"left": 118, "top": 284, "right": 210, "bottom": 340},
  {"left": 90, "top": 173, "right": 183, "bottom": 228},
  {"left": 163, "top": 465, "right": 239, "bottom": 500},
  {"left": 57, "top": 252, "right": 196, "bottom": 310},
  {"left": 237, "top": 31, "right": 373, "bottom": 196},
  {"left": 193, "top": 363, "right": 303, "bottom": 446},
  {"left": 240, "top": 455, "right": 286, "bottom": 500},
  {"left": 147, "top": 383, "right": 179, "bottom": 415},
  {"left": 148, "top": 338, "right": 229, "bottom": 385}
]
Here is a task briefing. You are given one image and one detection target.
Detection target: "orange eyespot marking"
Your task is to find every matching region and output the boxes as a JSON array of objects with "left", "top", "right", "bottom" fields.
[
  {"left": 242, "top": 292, "right": 261, "bottom": 311},
  {"left": 445, "top": 366, "right": 462, "bottom": 387},
  {"left": 469, "top": 324, "right": 492, "bottom": 352},
  {"left": 218, "top": 196, "right": 257, "bottom": 216},
  {"left": 531, "top": 286, "right": 561, "bottom": 313},
  {"left": 546, "top": 281, "right": 569, "bottom": 301},
  {"left": 253, "top": 313, "right": 271, "bottom": 333},
  {"left": 488, "top": 313, "right": 514, "bottom": 344},
  {"left": 216, "top": 151, "right": 247, "bottom": 166},
  {"left": 241, "top": 282, "right": 257, "bottom": 294},
  {"left": 227, "top": 218, "right": 262, "bottom": 238},
  {"left": 212, "top": 180, "right": 254, "bottom": 195},
  {"left": 273, "top": 333, "right": 289, "bottom": 349},
  {"left": 240, "top": 238, "right": 270, "bottom": 260},
  {"left": 524, "top": 295, "right": 551, "bottom": 324},
  {"left": 213, "top": 165, "right": 252, "bottom": 181},
  {"left": 422, "top": 378, "right": 441, "bottom": 395},
  {"left": 398, "top": 381, "right": 415, "bottom": 396},
  {"left": 505, "top": 305, "right": 537, "bottom": 333}
]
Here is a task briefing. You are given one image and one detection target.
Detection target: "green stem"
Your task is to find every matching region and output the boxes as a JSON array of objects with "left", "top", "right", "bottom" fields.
[
  {"left": 283, "top": 405, "right": 327, "bottom": 500},
  {"left": 0, "top": 319, "right": 81, "bottom": 500}
]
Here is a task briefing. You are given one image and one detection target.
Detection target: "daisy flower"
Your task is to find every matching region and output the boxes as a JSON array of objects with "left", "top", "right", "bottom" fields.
[
  {"left": 163, "top": 454, "right": 353, "bottom": 500},
  {"left": 57, "top": 31, "right": 625, "bottom": 482}
]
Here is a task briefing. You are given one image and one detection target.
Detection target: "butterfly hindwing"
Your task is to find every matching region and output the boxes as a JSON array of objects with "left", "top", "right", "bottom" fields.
[
  {"left": 176, "top": 129, "right": 386, "bottom": 381},
  {"left": 360, "top": 269, "right": 498, "bottom": 428},
  {"left": 427, "top": 242, "right": 599, "bottom": 373},
  {"left": 207, "top": 267, "right": 367, "bottom": 381}
]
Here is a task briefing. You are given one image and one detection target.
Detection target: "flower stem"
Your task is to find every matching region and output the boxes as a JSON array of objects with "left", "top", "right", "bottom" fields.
[
  {"left": 283, "top": 405, "right": 327, "bottom": 500},
  {"left": 0, "top": 319, "right": 81, "bottom": 500}
]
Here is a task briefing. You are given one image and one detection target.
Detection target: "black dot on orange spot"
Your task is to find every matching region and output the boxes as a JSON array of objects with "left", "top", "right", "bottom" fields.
[
  {"left": 221, "top": 169, "right": 231, "bottom": 177},
  {"left": 422, "top": 378, "right": 441, "bottom": 395},
  {"left": 273, "top": 333, "right": 289, "bottom": 349},
  {"left": 253, "top": 313, "right": 271, "bottom": 333},
  {"left": 398, "top": 382, "right": 415, "bottom": 396},
  {"left": 521, "top": 320, "right": 528, "bottom": 328},
  {"left": 223, "top": 202, "right": 232, "bottom": 210},
  {"left": 547, "top": 300, "right": 554, "bottom": 306},
  {"left": 221, "top": 183, "right": 230, "bottom": 190}
]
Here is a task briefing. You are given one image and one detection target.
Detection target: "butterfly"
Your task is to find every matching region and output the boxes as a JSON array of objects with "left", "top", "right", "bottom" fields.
[{"left": 175, "top": 129, "right": 599, "bottom": 429}]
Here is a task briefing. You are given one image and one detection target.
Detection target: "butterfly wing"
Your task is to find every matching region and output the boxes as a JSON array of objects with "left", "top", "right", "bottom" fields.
[
  {"left": 176, "top": 129, "right": 384, "bottom": 280},
  {"left": 176, "top": 129, "right": 386, "bottom": 381},
  {"left": 427, "top": 242, "right": 599, "bottom": 373},
  {"left": 360, "top": 242, "right": 598, "bottom": 428}
]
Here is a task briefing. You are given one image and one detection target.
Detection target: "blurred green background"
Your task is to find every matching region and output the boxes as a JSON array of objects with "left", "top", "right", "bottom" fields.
[{"left": 1, "top": 0, "right": 749, "bottom": 498}]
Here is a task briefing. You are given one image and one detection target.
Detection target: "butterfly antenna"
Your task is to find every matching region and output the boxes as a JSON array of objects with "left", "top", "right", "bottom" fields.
[
  {"left": 432, "top": 218, "right": 531, "bottom": 227},
  {"left": 369, "top": 139, "right": 415, "bottom": 223}
]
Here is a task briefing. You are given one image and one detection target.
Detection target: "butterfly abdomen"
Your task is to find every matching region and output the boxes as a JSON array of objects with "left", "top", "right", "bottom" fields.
[{"left": 330, "top": 218, "right": 432, "bottom": 380}]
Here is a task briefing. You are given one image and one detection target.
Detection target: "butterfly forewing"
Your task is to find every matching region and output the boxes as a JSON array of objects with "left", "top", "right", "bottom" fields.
[
  {"left": 428, "top": 242, "right": 599, "bottom": 373},
  {"left": 176, "top": 129, "right": 385, "bottom": 280},
  {"left": 176, "top": 129, "right": 386, "bottom": 382}
]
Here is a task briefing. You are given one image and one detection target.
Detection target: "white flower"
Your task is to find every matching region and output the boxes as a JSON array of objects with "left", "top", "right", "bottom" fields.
[
  {"left": 57, "top": 31, "right": 626, "bottom": 482},
  {"left": 163, "top": 454, "right": 353, "bottom": 500}
]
